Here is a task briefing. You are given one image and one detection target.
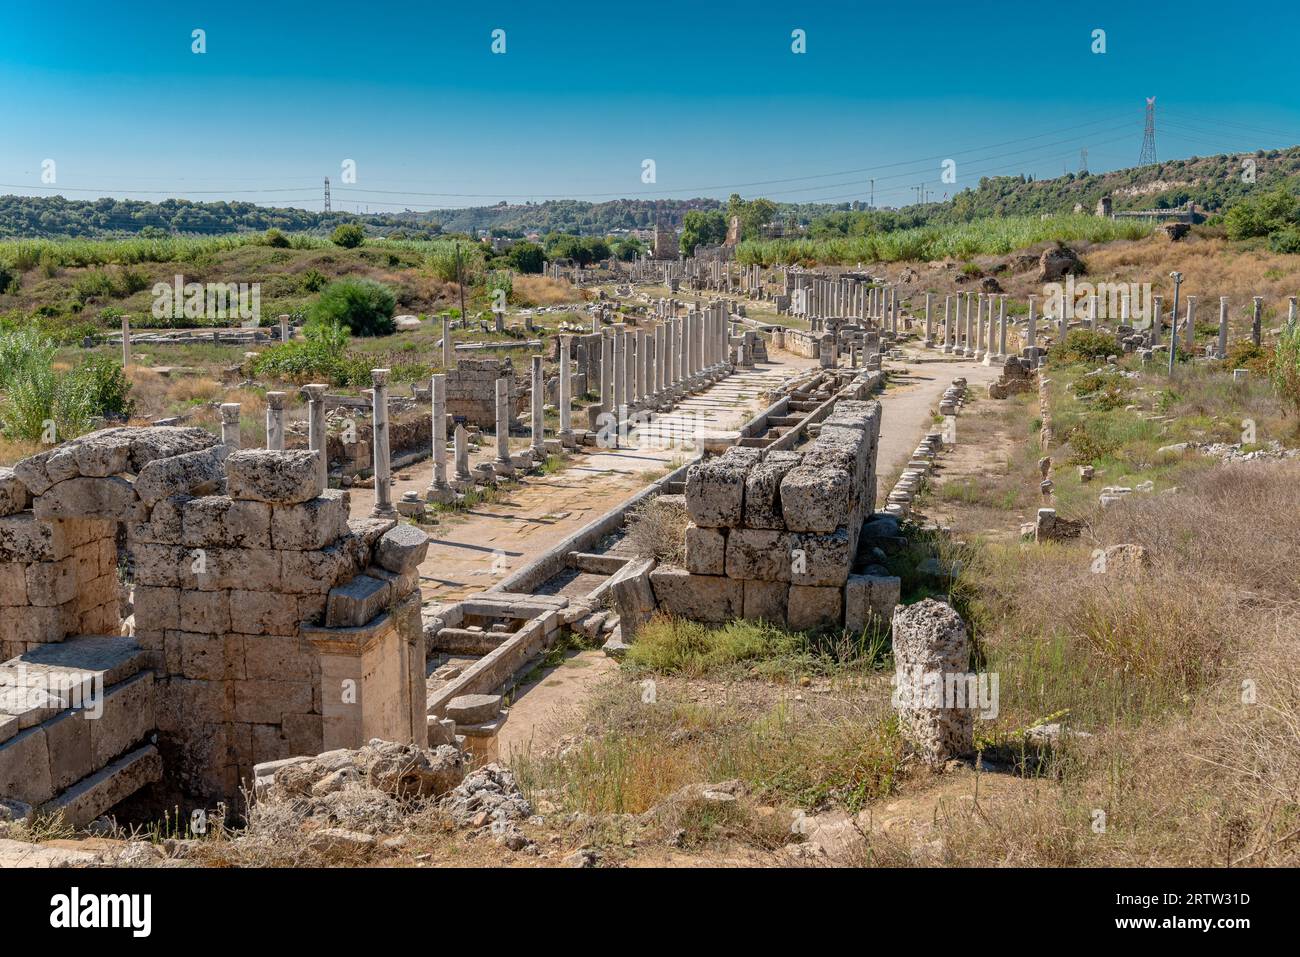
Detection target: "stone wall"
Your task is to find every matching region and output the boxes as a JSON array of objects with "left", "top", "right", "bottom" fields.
[
  {"left": 651, "top": 398, "right": 882, "bottom": 631},
  {"left": 0, "top": 426, "right": 428, "bottom": 812},
  {"left": 445, "top": 357, "right": 518, "bottom": 428}
]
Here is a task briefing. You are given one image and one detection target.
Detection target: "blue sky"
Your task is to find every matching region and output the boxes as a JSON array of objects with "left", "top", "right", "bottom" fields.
[{"left": 1, "top": 0, "right": 1297, "bottom": 213}]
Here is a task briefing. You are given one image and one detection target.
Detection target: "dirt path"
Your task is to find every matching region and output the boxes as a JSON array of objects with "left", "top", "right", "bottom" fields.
[{"left": 874, "top": 355, "right": 1002, "bottom": 498}]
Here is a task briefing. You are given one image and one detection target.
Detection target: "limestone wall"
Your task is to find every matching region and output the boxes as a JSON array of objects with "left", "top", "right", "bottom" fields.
[
  {"left": 652, "top": 399, "right": 882, "bottom": 631},
  {"left": 445, "top": 357, "right": 518, "bottom": 427},
  {"left": 0, "top": 426, "right": 429, "bottom": 810}
]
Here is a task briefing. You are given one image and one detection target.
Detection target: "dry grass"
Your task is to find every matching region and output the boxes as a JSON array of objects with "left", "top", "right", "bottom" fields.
[
  {"left": 512, "top": 275, "right": 584, "bottom": 307},
  {"left": 624, "top": 495, "right": 688, "bottom": 566}
]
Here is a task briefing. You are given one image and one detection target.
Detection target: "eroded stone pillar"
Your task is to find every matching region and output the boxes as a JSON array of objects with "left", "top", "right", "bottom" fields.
[
  {"left": 454, "top": 423, "right": 471, "bottom": 484},
  {"left": 558, "top": 336, "right": 573, "bottom": 442},
  {"left": 1218, "top": 296, "right": 1230, "bottom": 358},
  {"left": 427, "top": 373, "right": 450, "bottom": 499},
  {"left": 371, "top": 368, "right": 396, "bottom": 518},
  {"left": 530, "top": 354, "right": 545, "bottom": 458},
  {"left": 494, "top": 377, "right": 513, "bottom": 475},
  {"left": 265, "top": 391, "right": 286, "bottom": 451},
  {"left": 1252, "top": 296, "right": 1263, "bottom": 346},
  {"left": 220, "top": 402, "right": 241, "bottom": 449},
  {"left": 442, "top": 313, "right": 453, "bottom": 369},
  {"left": 301, "top": 383, "right": 328, "bottom": 489},
  {"left": 121, "top": 314, "right": 132, "bottom": 368}
]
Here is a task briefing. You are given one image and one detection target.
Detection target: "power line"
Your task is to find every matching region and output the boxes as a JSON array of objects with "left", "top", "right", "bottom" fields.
[{"left": 1140, "top": 97, "right": 1157, "bottom": 165}]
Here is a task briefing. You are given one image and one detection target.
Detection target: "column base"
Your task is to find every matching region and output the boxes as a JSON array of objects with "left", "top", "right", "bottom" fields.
[{"left": 425, "top": 484, "right": 455, "bottom": 505}]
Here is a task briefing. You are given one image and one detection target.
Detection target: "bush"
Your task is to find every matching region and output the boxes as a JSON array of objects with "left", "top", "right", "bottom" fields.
[
  {"left": 1268, "top": 227, "right": 1300, "bottom": 254},
  {"left": 1270, "top": 320, "right": 1300, "bottom": 417},
  {"left": 0, "top": 260, "right": 15, "bottom": 294},
  {"left": 307, "top": 279, "right": 395, "bottom": 336},
  {"left": 505, "top": 241, "right": 544, "bottom": 274},
  {"left": 1052, "top": 328, "right": 1120, "bottom": 365},
  {"left": 0, "top": 330, "right": 132, "bottom": 440},
  {"left": 66, "top": 353, "right": 134, "bottom": 420},
  {"left": 330, "top": 223, "right": 365, "bottom": 248},
  {"left": 264, "top": 228, "right": 291, "bottom": 248},
  {"left": 301, "top": 268, "right": 327, "bottom": 292}
]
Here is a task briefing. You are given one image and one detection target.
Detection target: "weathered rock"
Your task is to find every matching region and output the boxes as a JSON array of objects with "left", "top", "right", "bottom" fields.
[
  {"left": 0, "top": 468, "right": 31, "bottom": 517},
  {"left": 844, "top": 574, "right": 900, "bottom": 632},
  {"left": 742, "top": 451, "right": 800, "bottom": 529},
  {"left": 891, "top": 598, "right": 974, "bottom": 765},
  {"left": 779, "top": 464, "right": 850, "bottom": 533},
  {"left": 373, "top": 522, "right": 429, "bottom": 573},
  {"left": 362, "top": 741, "right": 465, "bottom": 799},
  {"left": 134, "top": 446, "right": 228, "bottom": 506},
  {"left": 684, "top": 458, "right": 749, "bottom": 528},
  {"left": 33, "top": 476, "right": 141, "bottom": 522},
  {"left": 649, "top": 568, "right": 742, "bottom": 622},
  {"left": 684, "top": 523, "right": 726, "bottom": 576},
  {"left": 226, "top": 449, "right": 324, "bottom": 504},
  {"left": 1037, "top": 245, "right": 1084, "bottom": 282}
]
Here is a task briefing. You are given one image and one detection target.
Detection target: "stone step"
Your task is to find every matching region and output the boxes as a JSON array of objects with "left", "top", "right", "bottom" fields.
[{"left": 39, "top": 744, "right": 163, "bottom": 828}]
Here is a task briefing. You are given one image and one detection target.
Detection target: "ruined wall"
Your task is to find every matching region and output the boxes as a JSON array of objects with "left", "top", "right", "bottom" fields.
[
  {"left": 651, "top": 399, "right": 882, "bottom": 631},
  {"left": 445, "top": 357, "right": 517, "bottom": 428},
  {"left": 0, "top": 427, "right": 428, "bottom": 811}
]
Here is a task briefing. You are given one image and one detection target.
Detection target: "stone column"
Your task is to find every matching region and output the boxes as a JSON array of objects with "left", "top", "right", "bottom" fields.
[
  {"left": 371, "top": 369, "right": 396, "bottom": 518},
  {"left": 494, "top": 377, "right": 514, "bottom": 475},
  {"left": 1290, "top": 296, "right": 1298, "bottom": 326},
  {"left": 1252, "top": 296, "right": 1263, "bottom": 346},
  {"left": 558, "top": 336, "right": 573, "bottom": 442},
  {"left": 278, "top": 314, "right": 290, "bottom": 342},
  {"left": 121, "top": 314, "right": 132, "bottom": 368},
  {"left": 655, "top": 324, "right": 666, "bottom": 394},
  {"left": 942, "top": 296, "right": 953, "bottom": 353},
  {"left": 635, "top": 328, "right": 648, "bottom": 402},
  {"left": 265, "top": 391, "right": 286, "bottom": 451},
  {"left": 1088, "top": 294, "right": 1098, "bottom": 331},
  {"left": 923, "top": 293, "right": 933, "bottom": 346},
  {"left": 600, "top": 330, "right": 614, "bottom": 412},
  {"left": 684, "top": 313, "right": 695, "bottom": 381},
  {"left": 301, "top": 383, "right": 328, "bottom": 490},
  {"left": 645, "top": 332, "right": 657, "bottom": 403},
  {"left": 453, "top": 423, "right": 471, "bottom": 483},
  {"left": 530, "top": 354, "right": 545, "bottom": 459},
  {"left": 974, "top": 295, "right": 985, "bottom": 360},
  {"left": 998, "top": 296, "right": 1008, "bottom": 359},
  {"left": 1151, "top": 296, "right": 1163, "bottom": 346},
  {"left": 427, "top": 373, "right": 450, "bottom": 498},
  {"left": 1184, "top": 296, "right": 1197, "bottom": 354},
  {"left": 442, "top": 313, "right": 453, "bottom": 369},
  {"left": 1218, "top": 296, "right": 1230, "bottom": 359},
  {"left": 220, "top": 402, "right": 241, "bottom": 449}
]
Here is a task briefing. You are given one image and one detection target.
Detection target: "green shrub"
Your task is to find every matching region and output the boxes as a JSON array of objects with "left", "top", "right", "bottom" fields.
[
  {"left": 1268, "top": 228, "right": 1300, "bottom": 254},
  {"left": 301, "top": 268, "right": 327, "bottom": 292},
  {"left": 1270, "top": 320, "right": 1300, "bottom": 417},
  {"left": 0, "top": 330, "right": 131, "bottom": 440},
  {"left": 330, "top": 223, "right": 365, "bottom": 248},
  {"left": 66, "top": 353, "right": 134, "bottom": 420},
  {"left": 0, "top": 261, "right": 15, "bottom": 294},
  {"left": 263, "top": 228, "right": 291, "bottom": 248},
  {"left": 1053, "top": 328, "right": 1120, "bottom": 364},
  {"left": 307, "top": 279, "right": 395, "bottom": 336}
]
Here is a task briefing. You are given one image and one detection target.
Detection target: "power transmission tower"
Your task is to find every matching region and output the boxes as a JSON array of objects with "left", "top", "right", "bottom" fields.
[
  {"left": 1080, "top": 147, "right": 1089, "bottom": 174},
  {"left": 323, "top": 177, "right": 332, "bottom": 213},
  {"left": 1139, "top": 97, "right": 1157, "bottom": 166}
]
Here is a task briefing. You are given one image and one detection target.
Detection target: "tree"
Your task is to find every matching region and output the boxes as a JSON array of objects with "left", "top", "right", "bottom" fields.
[
  {"left": 679, "top": 210, "right": 727, "bottom": 255},
  {"left": 505, "top": 241, "right": 545, "bottom": 274},
  {"left": 330, "top": 223, "right": 365, "bottom": 248}
]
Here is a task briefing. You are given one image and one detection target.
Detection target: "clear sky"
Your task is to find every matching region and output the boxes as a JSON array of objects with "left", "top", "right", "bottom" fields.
[{"left": 1, "top": 0, "right": 1297, "bottom": 213}]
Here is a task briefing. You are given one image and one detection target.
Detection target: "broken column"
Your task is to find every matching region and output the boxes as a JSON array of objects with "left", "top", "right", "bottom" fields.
[
  {"left": 265, "top": 392, "right": 286, "bottom": 451},
  {"left": 121, "top": 314, "right": 132, "bottom": 368},
  {"left": 557, "top": 335, "right": 573, "bottom": 445},
  {"left": 1218, "top": 296, "right": 1229, "bottom": 358},
  {"left": 1252, "top": 296, "right": 1263, "bottom": 346},
  {"left": 494, "top": 377, "right": 514, "bottom": 477},
  {"left": 454, "top": 423, "right": 471, "bottom": 486},
  {"left": 371, "top": 368, "right": 396, "bottom": 518},
  {"left": 891, "top": 598, "right": 975, "bottom": 766},
  {"left": 530, "top": 354, "right": 545, "bottom": 460},
  {"left": 220, "top": 402, "right": 241, "bottom": 449},
  {"left": 301, "top": 383, "right": 328, "bottom": 490},
  {"left": 427, "top": 373, "right": 451, "bottom": 501}
]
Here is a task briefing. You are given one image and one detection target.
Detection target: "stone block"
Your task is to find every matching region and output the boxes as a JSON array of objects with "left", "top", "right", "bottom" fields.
[
  {"left": 0, "top": 726, "right": 53, "bottom": 805},
  {"left": 445, "top": 694, "right": 502, "bottom": 724},
  {"left": 0, "top": 513, "right": 68, "bottom": 564},
  {"left": 684, "top": 523, "right": 726, "bottom": 575},
  {"left": 234, "top": 679, "right": 313, "bottom": 725},
  {"left": 844, "top": 574, "right": 901, "bottom": 633},
  {"left": 178, "top": 589, "right": 231, "bottom": 633},
  {"left": 742, "top": 579, "right": 788, "bottom": 625},
  {"left": 0, "top": 468, "right": 31, "bottom": 517},
  {"left": 33, "top": 476, "right": 142, "bottom": 523},
  {"left": 787, "top": 584, "right": 842, "bottom": 631},
  {"left": 132, "top": 585, "right": 181, "bottom": 631},
  {"left": 90, "top": 671, "right": 155, "bottom": 768},
  {"left": 742, "top": 451, "right": 800, "bottom": 529},
  {"left": 24, "top": 557, "right": 78, "bottom": 607},
  {"left": 779, "top": 465, "right": 851, "bottom": 533},
  {"left": 134, "top": 446, "right": 227, "bottom": 506},
  {"left": 791, "top": 528, "right": 852, "bottom": 587},
  {"left": 40, "top": 744, "right": 162, "bottom": 828},
  {"left": 0, "top": 563, "right": 29, "bottom": 607},
  {"left": 684, "top": 458, "right": 749, "bottom": 528},
  {"left": 325, "top": 575, "right": 391, "bottom": 628},
  {"left": 372, "top": 522, "right": 429, "bottom": 574},
  {"left": 242, "top": 635, "right": 316, "bottom": 680},
  {"left": 648, "top": 568, "right": 742, "bottom": 622},
  {"left": 229, "top": 589, "right": 300, "bottom": 636},
  {"left": 226, "top": 449, "right": 324, "bottom": 504},
  {"left": 270, "top": 491, "right": 349, "bottom": 550},
  {"left": 725, "top": 528, "right": 794, "bottom": 582}
]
